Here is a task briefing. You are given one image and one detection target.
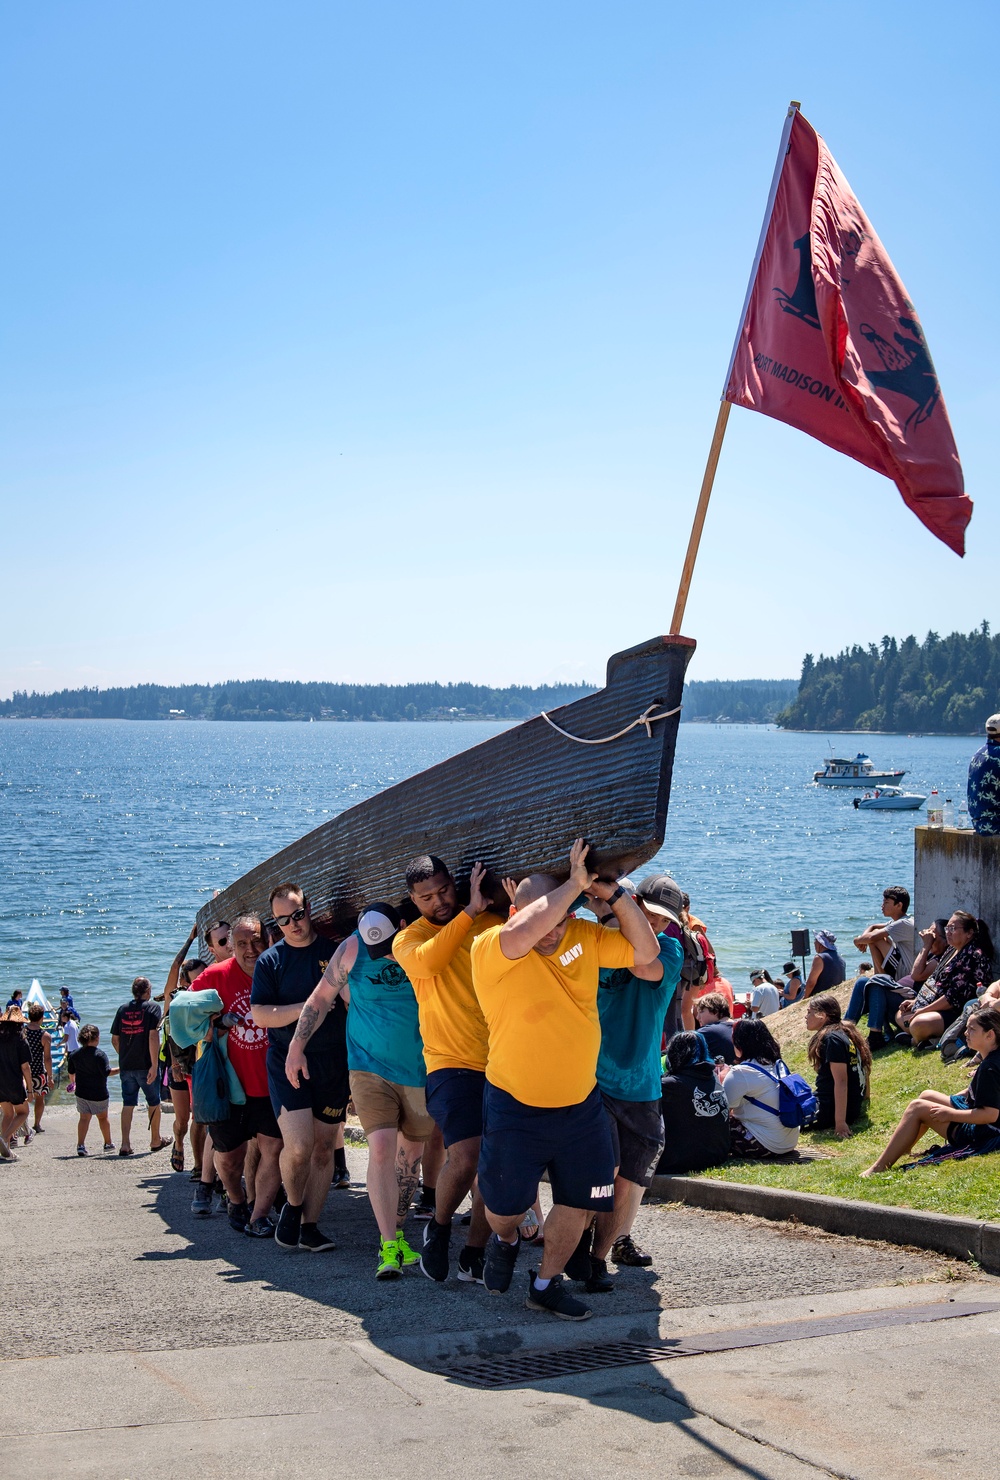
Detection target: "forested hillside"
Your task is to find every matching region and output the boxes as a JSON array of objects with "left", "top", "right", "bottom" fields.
[
  {"left": 779, "top": 624, "right": 999, "bottom": 733},
  {"left": 1, "top": 676, "right": 797, "bottom": 723}
]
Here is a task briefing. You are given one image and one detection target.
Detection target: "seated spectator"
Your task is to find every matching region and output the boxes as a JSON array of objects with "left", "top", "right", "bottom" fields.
[
  {"left": 718, "top": 1018, "right": 800, "bottom": 1159},
  {"left": 852, "top": 886, "right": 915, "bottom": 979},
  {"left": 748, "top": 969, "right": 781, "bottom": 1017},
  {"left": 657, "top": 1032, "right": 730, "bottom": 1174},
  {"left": 694, "top": 993, "right": 736, "bottom": 1063},
  {"left": 780, "top": 962, "right": 805, "bottom": 1007},
  {"left": 802, "top": 932, "right": 846, "bottom": 999},
  {"left": 849, "top": 918, "right": 952, "bottom": 1050},
  {"left": 939, "top": 978, "right": 1000, "bottom": 1063},
  {"left": 804, "top": 995, "right": 871, "bottom": 1138},
  {"left": 862, "top": 1006, "right": 1000, "bottom": 1174},
  {"left": 896, "top": 913, "right": 995, "bottom": 1047}
]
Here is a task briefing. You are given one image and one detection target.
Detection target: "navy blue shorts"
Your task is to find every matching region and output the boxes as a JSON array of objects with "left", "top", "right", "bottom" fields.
[
  {"left": 424, "top": 1067, "right": 486, "bottom": 1147},
  {"left": 267, "top": 1045, "right": 349, "bottom": 1126},
  {"left": 478, "top": 1082, "right": 616, "bottom": 1215}
]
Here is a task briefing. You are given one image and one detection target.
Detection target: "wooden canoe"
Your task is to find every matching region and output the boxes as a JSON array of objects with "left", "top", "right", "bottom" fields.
[{"left": 195, "top": 632, "right": 695, "bottom": 939}]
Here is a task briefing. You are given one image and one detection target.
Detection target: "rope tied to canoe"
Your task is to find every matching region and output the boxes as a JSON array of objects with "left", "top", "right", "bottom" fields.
[{"left": 538, "top": 702, "right": 681, "bottom": 745}]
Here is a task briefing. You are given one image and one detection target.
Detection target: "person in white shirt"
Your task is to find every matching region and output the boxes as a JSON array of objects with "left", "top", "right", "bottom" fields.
[
  {"left": 748, "top": 970, "right": 782, "bottom": 1017},
  {"left": 718, "top": 1016, "right": 799, "bottom": 1158}
]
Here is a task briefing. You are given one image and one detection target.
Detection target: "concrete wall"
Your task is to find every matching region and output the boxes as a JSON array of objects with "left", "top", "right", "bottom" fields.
[{"left": 914, "top": 825, "right": 1000, "bottom": 939}]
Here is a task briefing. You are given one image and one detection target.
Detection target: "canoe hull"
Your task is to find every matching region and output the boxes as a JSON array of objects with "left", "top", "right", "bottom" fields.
[{"left": 196, "top": 633, "right": 696, "bottom": 938}]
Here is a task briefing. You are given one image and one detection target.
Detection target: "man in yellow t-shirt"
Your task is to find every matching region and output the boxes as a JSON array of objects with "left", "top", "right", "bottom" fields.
[
  {"left": 470, "top": 839, "right": 661, "bottom": 1322},
  {"left": 392, "top": 855, "right": 503, "bottom": 1286}
]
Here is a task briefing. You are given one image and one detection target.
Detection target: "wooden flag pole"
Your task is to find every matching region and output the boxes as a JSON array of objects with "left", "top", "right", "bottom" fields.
[
  {"left": 668, "top": 101, "right": 800, "bottom": 636},
  {"left": 669, "top": 399, "right": 731, "bottom": 634}
]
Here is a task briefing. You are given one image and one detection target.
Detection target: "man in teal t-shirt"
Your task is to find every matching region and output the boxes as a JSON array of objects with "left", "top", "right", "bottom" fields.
[
  {"left": 590, "top": 897, "right": 683, "bottom": 1284},
  {"left": 284, "top": 904, "right": 436, "bottom": 1281}
]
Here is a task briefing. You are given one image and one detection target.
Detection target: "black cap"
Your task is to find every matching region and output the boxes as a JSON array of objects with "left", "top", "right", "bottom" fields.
[{"left": 635, "top": 873, "right": 684, "bottom": 927}]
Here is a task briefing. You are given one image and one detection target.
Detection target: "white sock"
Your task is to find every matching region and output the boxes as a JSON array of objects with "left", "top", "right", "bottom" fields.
[{"left": 533, "top": 1275, "right": 551, "bottom": 1291}]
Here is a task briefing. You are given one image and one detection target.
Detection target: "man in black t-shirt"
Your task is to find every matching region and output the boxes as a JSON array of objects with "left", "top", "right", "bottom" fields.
[
  {"left": 110, "top": 977, "right": 166, "bottom": 1156},
  {"left": 250, "top": 882, "right": 346, "bottom": 1253},
  {"left": 694, "top": 994, "right": 736, "bottom": 1064}
]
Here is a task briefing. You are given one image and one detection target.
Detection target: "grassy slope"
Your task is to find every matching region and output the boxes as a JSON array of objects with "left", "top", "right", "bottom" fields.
[{"left": 699, "top": 984, "right": 1000, "bottom": 1223}]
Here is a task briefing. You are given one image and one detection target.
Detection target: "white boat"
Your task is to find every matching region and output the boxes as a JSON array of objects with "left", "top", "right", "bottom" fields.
[
  {"left": 852, "top": 787, "right": 926, "bottom": 811},
  {"left": 813, "top": 753, "right": 906, "bottom": 787}
]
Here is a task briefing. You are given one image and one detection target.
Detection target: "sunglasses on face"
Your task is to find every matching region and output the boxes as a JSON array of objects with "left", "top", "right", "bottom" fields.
[
  {"left": 274, "top": 907, "right": 307, "bottom": 928},
  {"left": 214, "top": 935, "right": 229, "bottom": 948}
]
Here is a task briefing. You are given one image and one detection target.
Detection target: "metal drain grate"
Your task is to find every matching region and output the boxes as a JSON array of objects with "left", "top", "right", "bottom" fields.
[{"left": 432, "top": 1300, "right": 1000, "bottom": 1388}]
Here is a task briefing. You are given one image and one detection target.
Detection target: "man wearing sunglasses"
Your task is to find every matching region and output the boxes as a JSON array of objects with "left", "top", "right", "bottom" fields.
[
  {"left": 250, "top": 883, "right": 347, "bottom": 1253},
  {"left": 205, "top": 920, "right": 233, "bottom": 965},
  {"left": 470, "top": 839, "right": 661, "bottom": 1321}
]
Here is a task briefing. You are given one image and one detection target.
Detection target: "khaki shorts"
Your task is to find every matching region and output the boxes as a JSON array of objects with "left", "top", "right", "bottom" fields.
[{"left": 349, "top": 1071, "right": 435, "bottom": 1140}]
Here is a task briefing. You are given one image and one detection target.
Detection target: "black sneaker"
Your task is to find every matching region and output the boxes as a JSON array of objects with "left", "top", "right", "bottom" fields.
[
  {"left": 298, "top": 1224, "right": 336, "bottom": 1253},
  {"left": 274, "top": 1202, "right": 303, "bottom": 1251},
  {"left": 564, "top": 1225, "right": 594, "bottom": 1282},
  {"left": 191, "top": 1183, "right": 214, "bottom": 1217},
  {"left": 611, "top": 1234, "right": 653, "bottom": 1267},
  {"left": 333, "top": 1167, "right": 351, "bottom": 1190},
  {"left": 483, "top": 1231, "right": 520, "bottom": 1294},
  {"left": 227, "top": 1199, "right": 251, "bottom": 1234},
  {"left": 525, "top": 1272, "right": 592, "bottom": 1321},
  {"left": 456, "top": 1244, "right": 485, "bottom": 1284},
  {"left": 585, "top": 1256, "right": 615, "bottom": 1293},
  {"left": 419, "top": 1217, "right": 451, "bottom": 1283}
]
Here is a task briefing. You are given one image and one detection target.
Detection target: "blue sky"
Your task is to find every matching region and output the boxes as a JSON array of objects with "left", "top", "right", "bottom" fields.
[{"left": 1, "top": 1, "right": 996, "bottom": 694}]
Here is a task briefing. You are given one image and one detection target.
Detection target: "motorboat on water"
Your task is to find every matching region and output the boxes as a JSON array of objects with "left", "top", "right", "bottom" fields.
[
  {"left": 813, "top": 753, "right": 906, "bottom": 787},
  {"left": 853, "top": 787, "right": 926, "bottom": 811}
]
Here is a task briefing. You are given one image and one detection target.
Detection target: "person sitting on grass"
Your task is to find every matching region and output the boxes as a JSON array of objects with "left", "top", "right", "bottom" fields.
[
  {"left": 895, "top": 913, "right": 994, "bottom": 1047},
  {"left": 718, "top": 1017, "right": 800, "bottom": 1160},
  {"left": 801, "top": 931, "right": 846, "bottom": 999},
  {"left": 693, "top": 993, "right": 736, "bottom": 1064},
  {"left": 779, "top": 963, "right": 805, "bottom": 1007},
  {"left": 804, "top": 995, "right": 871, "bottom": 1139},
  {"left": 861, "top": 1006, "right": 1000, "bottom": 1175},
  {"left": 657, "top": 1031, "right": 730, "bottom": 1174}
]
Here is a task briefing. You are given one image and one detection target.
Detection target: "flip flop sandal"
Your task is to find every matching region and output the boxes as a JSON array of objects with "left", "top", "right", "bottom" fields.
[
  {"left": 170, "top": 1143, "right": 185, "bottom": 1172},
  {"left": 118, "top": 1147, "right": 135, "bottom": 1157},
  {"left": 149, "top": 1140, "right": 171, "bottom": 1153}
]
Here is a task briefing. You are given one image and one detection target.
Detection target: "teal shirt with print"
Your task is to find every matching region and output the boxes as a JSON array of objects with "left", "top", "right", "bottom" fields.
[
  {"left": 346, "top": 933, "right": 426, "bottom": 1086},
  {"left": 596, "top": 934, "right": 683, "bottom": 1102}
]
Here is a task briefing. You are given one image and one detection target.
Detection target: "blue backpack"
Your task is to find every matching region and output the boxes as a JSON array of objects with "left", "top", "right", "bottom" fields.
[
  {"left": 191, "top": 1037, "right": 231, "bottom": 1125},
  {"left": 744, "top": 1058, "right": 819, "bottom": 1129}
]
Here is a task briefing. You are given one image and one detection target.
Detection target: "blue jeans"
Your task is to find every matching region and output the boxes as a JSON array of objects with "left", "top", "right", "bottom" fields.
[
  {"left": 845, "top": 978, "right": 870, "bottom": 1025},
  {"left": 866, "top": 983, "right": 907, "bottom": 1034},
  {"left": 120, "top": 1068, "right": 161, "bottom": 1108}
]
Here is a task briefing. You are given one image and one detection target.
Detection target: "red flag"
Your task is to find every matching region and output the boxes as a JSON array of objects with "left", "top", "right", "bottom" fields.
[{"left": 725, "top": 109, "right": 970, "bottom": 555}]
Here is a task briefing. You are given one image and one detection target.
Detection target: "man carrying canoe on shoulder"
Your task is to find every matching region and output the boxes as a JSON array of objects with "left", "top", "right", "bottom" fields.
[
  {"left": 470, "top": 839, "right": 662, "bottom": 1321},
  {"left": 392, "top": 855, "right": 504, "bottom": 1285}
]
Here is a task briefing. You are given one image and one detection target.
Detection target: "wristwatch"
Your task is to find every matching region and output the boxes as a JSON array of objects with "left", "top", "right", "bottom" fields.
[{"left": 605, "top": 885, "right": 626, "bottom": 907}]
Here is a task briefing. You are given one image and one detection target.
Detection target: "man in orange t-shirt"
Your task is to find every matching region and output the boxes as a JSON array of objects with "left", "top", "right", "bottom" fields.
[
  {"left": 471, "top": 840, "right": 661, "bottom": 1322},
  {"left": 393, "top": 856, "right": 503, "bottom": 1286}
]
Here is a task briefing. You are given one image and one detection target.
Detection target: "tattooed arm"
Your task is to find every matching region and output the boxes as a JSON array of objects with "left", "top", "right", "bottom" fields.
[{"left": 284, "top": 935, "right": 358, "bottom": 1089}]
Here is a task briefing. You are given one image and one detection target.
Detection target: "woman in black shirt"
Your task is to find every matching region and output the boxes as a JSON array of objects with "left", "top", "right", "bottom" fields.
[
  {"left": 862, "top": 1006, "right": 1000, "bottom": 1175},
  {"left": 805, "top": 996, "right": 871, "bottom": 1138}
]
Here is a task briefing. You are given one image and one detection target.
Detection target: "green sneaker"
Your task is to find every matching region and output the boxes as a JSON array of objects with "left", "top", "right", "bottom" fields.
[
  {"left": 376, "top": 1238, "right": 403, "bottom": 1280},
  {"left": 395, "top": 1231, "right": 420, "bottom": 1267}
]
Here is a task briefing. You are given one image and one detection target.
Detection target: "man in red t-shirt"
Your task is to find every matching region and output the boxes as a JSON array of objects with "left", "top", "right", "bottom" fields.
[{"left": 197, "top": 915, "right": 284, "bottom": 1238}]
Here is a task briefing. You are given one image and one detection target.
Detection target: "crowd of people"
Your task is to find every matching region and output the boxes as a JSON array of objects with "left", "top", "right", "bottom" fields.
[{"left": 3, "top": 867, "right": 999, "bottom": 1317}]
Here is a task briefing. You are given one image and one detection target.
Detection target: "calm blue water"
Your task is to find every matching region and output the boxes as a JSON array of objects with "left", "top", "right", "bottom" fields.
[{"left": 0, "top": 719, "right": 976, "bottom": 1029}]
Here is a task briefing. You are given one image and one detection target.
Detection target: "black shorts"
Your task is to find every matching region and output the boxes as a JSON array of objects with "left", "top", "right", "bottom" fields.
[
  {"left": 267, "top": 1044, "right": 349, "bottom": 1126},
  {"left": 478, "top": 1082, "right": 616, "bottom": 1215},
  {"left": 424, "top": 1067, "right": 486, "bottom": 1147},
  {"left": 602, "top": 1091, "right": 665, "bottom": 1188},
  {"left": 208, "top": 1095, "right": 282, "bottom": 1153}
]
